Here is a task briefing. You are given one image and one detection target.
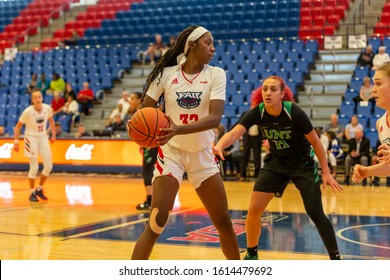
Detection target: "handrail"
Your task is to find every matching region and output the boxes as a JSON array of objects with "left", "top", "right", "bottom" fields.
[{"left": 307, "top": 86, "right": 314, "bottom": 118}]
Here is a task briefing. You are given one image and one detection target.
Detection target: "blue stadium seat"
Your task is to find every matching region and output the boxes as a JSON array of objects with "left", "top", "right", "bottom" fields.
[
  {"left": 374, "top": 106, "right": 386, "bottom": 116},
  {"left": 356, "top": 103, "right": 372, "bottom": 116},
  {"left": 224, "top": 105, "right": 238, "bottom": 118},
  {"left": 338, "top": 114, "right": 350, "bottom": 127},
  {"left": 354, "top": 66, "right": 370, "bottom": 80},
  {"left": 340, "top": 102, "right": 355, "bottom": 118},
  {"left": 365, "top": 128, "right": 378, "bottom": 149}
]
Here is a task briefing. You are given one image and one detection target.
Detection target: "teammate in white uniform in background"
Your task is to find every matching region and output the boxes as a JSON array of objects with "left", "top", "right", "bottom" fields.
[
  {"left": 13, "top": 90, "right": 56, "bottom": 202},
  {"left": 353, "top": 64, "right": 390, "bottom": 182},
  {"left": 131, "top": 26, "right": 240, "bottom": 260}
]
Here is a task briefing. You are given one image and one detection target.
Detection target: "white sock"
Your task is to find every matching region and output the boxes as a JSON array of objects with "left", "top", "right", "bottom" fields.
[{"left": 37, "top": 186, "right": 42, "bottom": 191}]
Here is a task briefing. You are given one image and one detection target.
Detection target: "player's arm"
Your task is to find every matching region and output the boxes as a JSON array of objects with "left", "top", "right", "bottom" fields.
[
  {"left": 49, "top": 116, "right": 56, "bottom": 142},
  {"left": 13, "top": 121, "right": 23, "bottom": 152},
  {"left": 141, "top": 95, "right": 158, "bottom": 108},
  {"left": 213, "top": 124, "right": 246, "bottom": 160}
]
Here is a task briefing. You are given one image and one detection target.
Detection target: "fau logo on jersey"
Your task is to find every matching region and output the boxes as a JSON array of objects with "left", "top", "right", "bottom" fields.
[{"left": 176, "top": 91, "right": 202, "bottom": 109}]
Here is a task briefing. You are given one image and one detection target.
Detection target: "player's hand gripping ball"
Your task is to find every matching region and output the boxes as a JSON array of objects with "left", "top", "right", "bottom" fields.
[{"left": 127, "top": 107, "right": 170, "bottom": 148}]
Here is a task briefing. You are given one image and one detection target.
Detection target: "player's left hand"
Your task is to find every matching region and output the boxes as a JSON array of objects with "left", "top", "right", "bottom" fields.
[
  {"left": 322, "top": 172, "right": 344, "bottom": 193},
  {"left": 157, "top": 115, "right": 176, "bottom": 146}
]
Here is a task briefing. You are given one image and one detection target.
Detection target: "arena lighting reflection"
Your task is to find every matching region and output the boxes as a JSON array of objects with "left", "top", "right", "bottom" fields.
[
  {"left": 65, "top": 184, "right": 93, "bottom": 205},
  {"left": 0, "top": 182, "right": 13, "bottom": 199}
]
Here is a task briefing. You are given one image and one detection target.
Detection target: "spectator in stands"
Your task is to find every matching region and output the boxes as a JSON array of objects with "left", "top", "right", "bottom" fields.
[
  {"left": 344, "top": 115, "right": 364, "bottom": 141},
  {"left": 313, "top": 126, "right": 330, "bottom": 175},
  {"left": 37, "top": 73, "right": 50, "bottom": 95},
  {"left": 107, "top": 114, "right": 127, "bottom": 134},
  {"left": 144, "top": 34, "right": 166, "bottom": 66},
  {"left": 343, "top": 128, "right": 370, "bottom": 185},
  {"left": 59, "top": 30, "right": 79, "bottom": 47},
  {"left": 74, "top": 124, "right": 91, "bottom": 138},
  {"left": 117, "top": 90, "right": 131, "bottom": 117},
  {"left": 324, "top": 114, "right": 345, "bottom": 143},
  {"left": 105, "top": 103, "right": 127, "bottom": 127},
  {"left": 47, "top": 73, "right": 66, "bottom": 95},
  {"left": 167, "top": 35, "right": 176, "bottom": 49},
  {"left": 27, "top": 73, "right": 38, "bottom": 94},
  {"left": 62, "top": 94, "right": 79, "bottom": 115},
  {"left": 48, "top": 122, "right": 68, "bottom": 138},
  {"left": 372, "top": 46, "right": 390, "bottom": 70},
  {"left": 326, "top": 130, "right": 343, "bottom": 178},
  {"left": 353, "top": 77, "right": 375, "bottom": 112},
  {"left": 0, "top": 125, "right": 9, "bottom": 137},
  {"left": 77, "top": 82, "right": 94, "bottom": 116},
  {"left": 357, "top": 45, "right": 374, "bottom": 68},
  {"left": 51, "top": 90, "right": 65, "bottom": 118},
  {"left": 64, "top": 82, "right": 76, "bottom": 100}
]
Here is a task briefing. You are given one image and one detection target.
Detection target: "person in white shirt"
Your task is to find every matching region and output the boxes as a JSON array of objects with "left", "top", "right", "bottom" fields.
[
  {"left": 13, "top": 90, "right": 56, "bottom": 202},
  {"left": 130, "top": 25, "right": 240, "bottom": 260},
  {"left": 372, "top": 46, "right": 390, "bottom": 70},
  {"left": 117, "top": 90, "right": 131, "bottom": 117}
]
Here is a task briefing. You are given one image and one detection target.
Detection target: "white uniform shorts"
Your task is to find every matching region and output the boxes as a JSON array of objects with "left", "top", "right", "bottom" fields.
[
  {"left": 24, "top": 135, "right": 52, "bottom": 160},
  {"left": 153, "top": 144, "right": 220, "bottom": 189}
]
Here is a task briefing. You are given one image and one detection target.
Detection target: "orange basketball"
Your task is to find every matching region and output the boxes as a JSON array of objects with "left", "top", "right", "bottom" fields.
[{"left": 127, "top": 107, "right": 170, "bottom": 148}]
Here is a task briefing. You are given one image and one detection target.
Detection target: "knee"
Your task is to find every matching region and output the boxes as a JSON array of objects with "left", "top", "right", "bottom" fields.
[
  {"left": 149, "top": 207, "right": 171, "bottom": 235},
  {"left": 28, "top": 160, "right": 39, "bottom": 178},
  {"left": 42, "top": 162, "right": 53, "bottom": 176}
]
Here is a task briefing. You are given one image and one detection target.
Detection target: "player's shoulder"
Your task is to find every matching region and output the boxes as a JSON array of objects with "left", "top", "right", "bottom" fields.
[{"left": 204, "top": 64, "right": 225, "bottom": 74}]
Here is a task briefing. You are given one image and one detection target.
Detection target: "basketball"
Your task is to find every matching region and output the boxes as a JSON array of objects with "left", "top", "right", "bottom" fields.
[{"left": 127, "top": 107, "right": 170, "bottom": 148}]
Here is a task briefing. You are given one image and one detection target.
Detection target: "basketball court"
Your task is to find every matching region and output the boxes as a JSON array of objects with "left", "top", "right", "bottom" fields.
[{"left": 1, "top": 172, "right": 389, "bottom": 260}]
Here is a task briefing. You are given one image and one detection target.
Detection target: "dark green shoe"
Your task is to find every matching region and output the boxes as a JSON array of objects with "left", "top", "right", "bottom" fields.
[{"left": 243, "top": 252, "right": 259, "bottom": 260}]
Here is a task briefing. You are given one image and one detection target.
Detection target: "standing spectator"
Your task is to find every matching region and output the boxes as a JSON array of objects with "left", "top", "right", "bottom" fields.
[
  {"left": 64, "top": 82, "right": 76, "bottom": 100},
  {"left": 372, "top": 46, "right": 390, "bottom": 70},
  {"left": 324, "top": 114, "right": 345, "bottom": 143},
  {"left": 74, "top": 124, "right": 92, "bottom": 138},
  {"left": 51, "top": 91, "right": 65, "bottom": 118},
  {"left": 26, "top": 73, "right": 38, "bottom": 94},
  {"left": 345, "top": 115, "right": 364, "bottom": 141},
  {"left": 13, "top": 90, "right": 56, "bottom": 202},
  {"left": 344, "top": 128, "right": 370, "bottom": 185},
  {"left": 47, "top": 73, "right": 66, "bottom": 95},
  {"left": 36, "top": 73, "right": 50, "bottom": 95},
  {"left": 77, "top": 82, "right": 94, "bottom": 115},
  {"left": 357, "top": 45, "right": 374, "bottom": 68},
  {"left": 144, "top": 34, "right": 166, "bottom": 66}
]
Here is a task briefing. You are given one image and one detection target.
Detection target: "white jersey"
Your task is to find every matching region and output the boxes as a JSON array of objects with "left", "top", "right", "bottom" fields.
[
  {"left": 146, "top": 64, "right": 226, "bottom": 152},
  {"left": 19, "top": 104, "right": 53, "bottom": 137},
  {"left": 377, "top": 111, "right": 390, "bottom": 146}
]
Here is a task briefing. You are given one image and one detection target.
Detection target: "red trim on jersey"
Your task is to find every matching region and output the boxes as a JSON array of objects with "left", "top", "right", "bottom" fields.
[
  {"left": 181, "top": 66, "right": 202, "bottom": 84},
  {"left": 156, "top": 161, "right": 163, "bottom": 174},
  {"left": 386, "top": 112, "right": 389, "bottom": 128},
  {"left": 25, "top": 137, "right": 30, "bottom": 144},
  {"left": 157, "top": 146, "right": 164, "bottom": 159}
]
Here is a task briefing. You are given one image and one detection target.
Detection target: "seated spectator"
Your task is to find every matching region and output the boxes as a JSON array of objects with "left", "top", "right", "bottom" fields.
[
  {"left": 324, "top": 114, "right": 345, "bottom": 143},
  {"left": 128, "top": 91, "right": 141, "bottom": 117},
  {"left": 326, "top": 130, "right": 344, "bottom": 178},
  {"left": 59, "top": 30, "right": 79, "bottom": 47},
  {"left": 144, "top": 34, "right": 166, "bottom": 65},
  {"left": 77, "top": 82, "right": 94, "bottom": 115},
  {"left": 0, "top": 125, "right": 10, "bottom": 137},
  {"left": 345, "top": 115, "right": 364, "bottom": 141},
  {"left": 105, "top": 103, "right": 127, "bottom": 127},
  {"left": 36, "top": 73, "right": 50, "bottom": 95},
  {"left": 48, "top": 122, "right": 69, "bottom": 138},
  {"left": 47, "top": 73, "right": 66, "bottom": 95},
  {"left": 117, "top": 90, "right": 131, "bottom": 116},
  {"left": 51, "top": 91, "right": 65, "bottom": 118},
  {"left": 62, "top": 94, "right": 79, "bottom": 115},
  {"left": 64, "top": 82, "right": 76, "bottom": 100},
  {"left": 357, "top": 45, "right": 374, "bottom": 68},
  {"left": 107, "top": 114, "right": 127, "bottom": 134},
  {"left": 74, "top": 124, "right": 92, "bottom": 138},
  {"left": 353, "top": 77, "right": 374, "bottom": 110},
  {"left": 372, "top": 46, "right": 390, "bottom": 70},
  {"left": 167, "top": 35, "right": 176, "bottom": 49},
  {"left": 344, "top": 128, "right": 370, "bottom": 185},
  {"left": 26, "top": 73, "right": 38, "bottom": 94}
]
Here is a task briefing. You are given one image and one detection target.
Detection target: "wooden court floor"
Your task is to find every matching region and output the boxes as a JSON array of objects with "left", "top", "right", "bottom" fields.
[{"left": 1, "top": 172, "right": 390, "bottom": 260}]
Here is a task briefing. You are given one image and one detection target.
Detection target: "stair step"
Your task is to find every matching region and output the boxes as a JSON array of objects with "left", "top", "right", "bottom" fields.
[{"left": 309, "top": 73, "right": 352, "bottom": 82}]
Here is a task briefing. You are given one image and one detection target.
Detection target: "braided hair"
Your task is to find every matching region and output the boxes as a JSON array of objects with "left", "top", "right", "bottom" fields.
[{"left": 143, "top": 25, "right": 199, "bottom": 96}]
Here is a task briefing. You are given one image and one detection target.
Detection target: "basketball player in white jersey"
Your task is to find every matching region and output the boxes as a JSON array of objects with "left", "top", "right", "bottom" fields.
[
  {"left": 353, "top": 64, "right": 390, "bottom": 182},
  {"left": 131, "top": 26, "right": 240, "bottom": 260},
  {"left": 13, "top": 90, "right": 56, "bottom": 202}
]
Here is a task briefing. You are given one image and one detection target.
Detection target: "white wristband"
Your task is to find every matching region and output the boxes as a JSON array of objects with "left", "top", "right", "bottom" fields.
[{"left": 14, "top": 139, "right": 19, "bottom": 144}]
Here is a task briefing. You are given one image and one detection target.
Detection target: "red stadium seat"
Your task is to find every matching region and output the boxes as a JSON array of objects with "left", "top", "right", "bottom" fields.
[
  {"left": 314, "top": 15, "right": 326, "bottom": 26},
  {"left": 301, "top": 16, "right": 312, "bottom": 27}
]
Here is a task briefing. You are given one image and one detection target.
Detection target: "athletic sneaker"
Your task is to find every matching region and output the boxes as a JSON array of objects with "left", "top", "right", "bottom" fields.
[
  {"left": 35, "top": 189, "right": 48, "bottom": 200},
  {"left": 243, "top": 252, "right": 259, "bottom": 260},
  {"left": 136, "top": 201, "right": 151, "bottom": 211},
  {"left": 29, "top": 192, "right": 39, "bottom": 202}
]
